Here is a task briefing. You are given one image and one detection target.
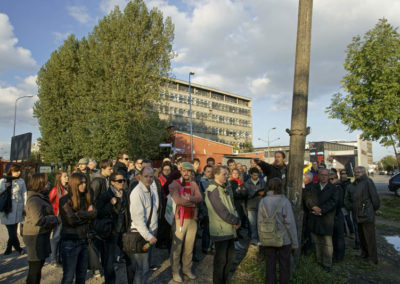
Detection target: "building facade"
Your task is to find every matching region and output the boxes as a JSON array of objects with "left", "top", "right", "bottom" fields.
[{"left": 157, "top": 78, "right": 252, "bottom": 148}]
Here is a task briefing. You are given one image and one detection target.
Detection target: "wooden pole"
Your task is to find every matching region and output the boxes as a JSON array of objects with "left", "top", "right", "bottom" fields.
[{"left": 286, "top": 0, "right": 313, "bottom": 265}]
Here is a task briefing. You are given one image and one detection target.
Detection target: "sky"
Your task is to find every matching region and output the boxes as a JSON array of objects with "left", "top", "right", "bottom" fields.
[{"left": 0, "top": 0, "right": 399, "bottom": 162}]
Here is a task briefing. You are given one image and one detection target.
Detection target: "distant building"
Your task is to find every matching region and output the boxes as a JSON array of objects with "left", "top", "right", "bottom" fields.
[
  {"left": 254, "top": 136, "right": 373, "bottom": 175},
  {"left": 157, "top": 78, "right": 252, "bottom": 148}
]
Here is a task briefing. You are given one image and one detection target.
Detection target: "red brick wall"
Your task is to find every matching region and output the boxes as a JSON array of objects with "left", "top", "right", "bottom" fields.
[{"left": 174, "top": 132, "right": 233, "bottom": 167}]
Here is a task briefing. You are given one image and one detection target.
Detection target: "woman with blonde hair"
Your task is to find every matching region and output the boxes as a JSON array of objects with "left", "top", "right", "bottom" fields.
[{"left": 59, "top": 172, "right": 96, "bottom": 284}]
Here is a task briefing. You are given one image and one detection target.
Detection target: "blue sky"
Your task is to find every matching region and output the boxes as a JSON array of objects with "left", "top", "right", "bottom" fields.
[{"left": 0, "top": 0, "right": 399, "bottom": 161}]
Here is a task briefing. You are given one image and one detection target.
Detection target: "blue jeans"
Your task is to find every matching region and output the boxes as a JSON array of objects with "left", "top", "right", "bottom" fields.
[
  {"left": 248, "top": 210, "right": 258, "bottom": 243},
  {"left": 61, "top": 239, "right": 89, "bottom": 284},
  {"left": 50, "top": 223, "right": 62, "bottom": 262},
  {"left": 128, "top": 252, "right": 149, "bottom": 284}
]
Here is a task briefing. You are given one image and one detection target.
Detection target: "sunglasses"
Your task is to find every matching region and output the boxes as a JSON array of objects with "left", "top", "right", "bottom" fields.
[
  {"left": 123, "top": 158, "right": 129, "bottom": 161},
  {"left": 113, "top": 179, "right": 126, "bottom": 184}
]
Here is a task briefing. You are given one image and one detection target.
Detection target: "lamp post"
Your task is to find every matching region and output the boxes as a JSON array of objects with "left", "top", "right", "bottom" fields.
[
  {"left": 13, "top": 95, "right": 34, "bottom": 137},
  {"left": 188, "top": 72, "right": 195, "bottom": 161},
  {"left": 267, "top": 127, "right": 277, "bottom": 162},
  {"left": 258, "top": 136, "right": 280, "bottom": 163}
]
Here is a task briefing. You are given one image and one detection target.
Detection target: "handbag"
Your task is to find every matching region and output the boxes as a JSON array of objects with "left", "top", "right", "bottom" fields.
[
  {"left": 122, "top": 190, "right": 153, "bottom": 254},
  {"left": 0, "top": 180, "right": 13, "bottom": 214},
  {"left": 164, "top": 194, "right": 176, "bottom": 225},
  {"left": 357, "top": 199, "right": 374, "bottom": 223}
]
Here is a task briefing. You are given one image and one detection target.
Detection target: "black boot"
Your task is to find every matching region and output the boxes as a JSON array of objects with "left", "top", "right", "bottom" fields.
[{"left": 4, "top": 243, "right": 12, "bottom": 255}]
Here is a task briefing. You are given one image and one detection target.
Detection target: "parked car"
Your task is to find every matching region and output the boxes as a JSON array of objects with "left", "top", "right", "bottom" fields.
[{"left": 388, "top": 173, "right": 400, "bottom": 197}]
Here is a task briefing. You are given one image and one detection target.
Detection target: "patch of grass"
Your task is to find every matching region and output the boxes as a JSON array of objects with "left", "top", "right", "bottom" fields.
[
  {"left": 380, "top": 196, "right": 400, "bottom": 221},
  {"left": 291, "top": 255, "right": 346, "bottom": 284},
  {"left": 231, "top": 247, "right": 347, "bottom": 284}
]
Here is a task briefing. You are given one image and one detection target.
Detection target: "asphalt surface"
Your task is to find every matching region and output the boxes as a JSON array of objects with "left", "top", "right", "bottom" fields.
[{"left": 370, "top": 174, "right": 393, "bottom": 196}]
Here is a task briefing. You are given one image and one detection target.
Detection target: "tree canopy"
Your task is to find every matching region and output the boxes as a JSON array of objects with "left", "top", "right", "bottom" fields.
[
  {"left": 34, "top": 0, "right": 174, "bottom": 164},
  {"left": 380, "top": 155, "right": 398, "bottom": 172},
  {"left": 326, "top": 19, "right": 400, "bottom": 152}
]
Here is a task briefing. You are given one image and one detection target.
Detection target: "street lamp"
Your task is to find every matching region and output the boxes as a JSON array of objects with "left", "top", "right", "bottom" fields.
[
  {"left": 267, "top": 127, "right": 277, "bottom": 162},
  {"left": 188, "top": 72, "right": 195, "bottom": 161},
  {"left": 13, "top": 95, "right": 34, "bottom": 137}
]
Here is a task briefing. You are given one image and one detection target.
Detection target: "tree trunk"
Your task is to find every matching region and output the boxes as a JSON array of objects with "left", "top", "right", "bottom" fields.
[
  {"left": 286, "top": 0, "right": 313, "bottom": 266},
  {"left": 390, "top": 135, "right": 400, "bottom": 169}
]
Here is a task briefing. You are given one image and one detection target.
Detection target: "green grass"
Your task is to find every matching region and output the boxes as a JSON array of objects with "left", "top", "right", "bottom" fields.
[
  {"left": 231, "top": 247, "right": 347, "bottom": 284},
  {"left": 379, "top": 196, "right": 400, "bottom": 221}
]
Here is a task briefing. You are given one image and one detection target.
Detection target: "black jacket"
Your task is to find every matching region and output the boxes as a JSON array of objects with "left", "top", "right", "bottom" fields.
[
  {"left": 90, "top": 172, "right": 109, "bottom": 206},
  {"left": 96, "top": 187, "right": 130, "bottom": 235},
  {"left": 305, "top": 182, "right": 339, "bottom": 236},
  {"left": 59, "top": 193, "right": 96, "bottom": 240},
  {"left": 258, "top": 161, "right": 288, "bottom": 193}
]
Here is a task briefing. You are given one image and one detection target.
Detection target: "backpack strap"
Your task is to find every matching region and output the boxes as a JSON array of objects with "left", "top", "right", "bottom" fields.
[{"left": 271, "top": 198, "right": 285, "bottom": 219}]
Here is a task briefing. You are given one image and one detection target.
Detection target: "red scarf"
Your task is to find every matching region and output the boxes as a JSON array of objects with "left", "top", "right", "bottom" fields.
[
  {"left": 176, "top": 178, "right": 194, "bottom": 220},
  {"left": 231, "top": 178, "right": 243, "bottom": 185}
]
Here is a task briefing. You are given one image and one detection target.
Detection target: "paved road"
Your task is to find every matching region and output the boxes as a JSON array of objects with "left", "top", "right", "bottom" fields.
[{"left": 370, "top": 174, "right": 392, "bottom": 196}]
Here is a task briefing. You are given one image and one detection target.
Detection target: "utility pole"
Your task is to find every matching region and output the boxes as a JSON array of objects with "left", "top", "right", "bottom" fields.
[{"left": 286, "top": 0, "right": 313, "bottom": 264}]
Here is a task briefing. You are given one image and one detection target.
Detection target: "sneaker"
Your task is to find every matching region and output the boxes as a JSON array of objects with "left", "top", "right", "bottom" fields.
[
  {"left": 173, "top": 273, "right": 183, "bottom": 283},
  {"left": 93, "top": 270, "right": 101, "bottom": 278},
  {"left": 183, "top": 271, "right": 197, "bottom": 280},
  {"left": 150, "top": 264, "right": 160, "bottom": 271}
]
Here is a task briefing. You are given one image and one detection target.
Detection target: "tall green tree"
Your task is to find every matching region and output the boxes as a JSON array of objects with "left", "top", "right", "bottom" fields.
[
  {"left": 380, "top": 155, "right": 397, "bottom": 171},
  {"left": 34, "top": 0, "right": 174, "bottom": 164},
  {"left": 326, "top": 19, "right": 400, "bottom": 165}
]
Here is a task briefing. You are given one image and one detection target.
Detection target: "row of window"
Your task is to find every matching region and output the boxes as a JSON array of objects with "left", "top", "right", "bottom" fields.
[
  {"left": 159, "top": 92, "right": 251, "bottom": 116},
  {"left": 157, "top": 105, "right": 251, "bottom": 127},
  {"left": 171, "top": 122, "right": 251, "bottom": 139},
  {"left": 164, "top": 83, "right": 250, "bottom": 106}
]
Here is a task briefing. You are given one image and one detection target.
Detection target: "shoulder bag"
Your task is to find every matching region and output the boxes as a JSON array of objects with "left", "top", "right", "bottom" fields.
[{"left": 122, "top": 190, "right": 153, "bottom": 254}]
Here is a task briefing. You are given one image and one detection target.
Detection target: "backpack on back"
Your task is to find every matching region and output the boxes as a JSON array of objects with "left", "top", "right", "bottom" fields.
[{"left": 258, "top": 198, "right": 285, "bottom": 247}]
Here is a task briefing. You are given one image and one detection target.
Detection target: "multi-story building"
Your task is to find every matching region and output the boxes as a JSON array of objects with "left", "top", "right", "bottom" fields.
[{"left": 157, "top": 78, "right": 252, "bottom": 148}]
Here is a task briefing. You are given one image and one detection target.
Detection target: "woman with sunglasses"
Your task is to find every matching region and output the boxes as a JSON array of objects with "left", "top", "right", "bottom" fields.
[
  {"left": 59, "top": 173, "right": 96, "bottom": 284},
  {"left": 96, "top": 172, "right": 133, "bottom": 283}
]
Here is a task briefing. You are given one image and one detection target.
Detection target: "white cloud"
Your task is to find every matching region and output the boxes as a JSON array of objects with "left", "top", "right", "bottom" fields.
[
  {"left": 0, "top": 75, "right": 38, "bottom": 127},
  {"left": 0, "top": 13, "right": 37, "bottom": 74},
  {"left": 100, "top": 0, "right": 129, "bottom": 13},
  {"left": 68, "top": 6, "right": 91, "bottom": 24},
  {"left": 249, "top": 77, "right": 271, "bottom": 96},
  {"left": 53, "top": 32, "right": 71, "bottom": 44},
  {"left": 0, "top": 141, "right": 10, "bottom": 160}
]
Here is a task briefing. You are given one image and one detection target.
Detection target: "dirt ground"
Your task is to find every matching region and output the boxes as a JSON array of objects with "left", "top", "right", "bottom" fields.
[
  {"left": 1, "top": 195, "right": 399, "bottom": 283},
  {"left": 0, "top": 225, "right": 248, "bottom": 284}
]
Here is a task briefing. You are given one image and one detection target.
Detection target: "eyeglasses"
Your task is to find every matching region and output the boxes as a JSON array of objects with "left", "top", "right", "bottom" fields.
[
  {"left": 123, "top": 158, "right": 129, "bottom": 161},
  {"left": 113, "top": 179, "right": 126, "bottom": 184},
  {"left": 329, "top": 178, "right": 335, "bottom": 181}
]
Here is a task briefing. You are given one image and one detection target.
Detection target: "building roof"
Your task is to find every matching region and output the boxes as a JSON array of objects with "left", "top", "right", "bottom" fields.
[{"left": 169, "top": 77, "right": 252, "bottom": 102}]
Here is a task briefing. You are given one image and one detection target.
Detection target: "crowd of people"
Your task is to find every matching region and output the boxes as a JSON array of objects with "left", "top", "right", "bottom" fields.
[{"left": 0, "top": 151, "right": 381, "bottom": 284}]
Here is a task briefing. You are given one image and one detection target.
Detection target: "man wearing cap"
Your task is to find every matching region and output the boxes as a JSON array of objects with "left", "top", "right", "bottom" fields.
[
  {"left": 168, "top": 162, "right": 202, "bottom": 283},
  {"left": 76, "top": 157, "right": 91, "bottom": 183}
]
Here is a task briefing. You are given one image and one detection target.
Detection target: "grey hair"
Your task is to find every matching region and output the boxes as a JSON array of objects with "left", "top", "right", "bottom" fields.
[{"left": 355, "top": 166, "right": 366, "bottom": 174}]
